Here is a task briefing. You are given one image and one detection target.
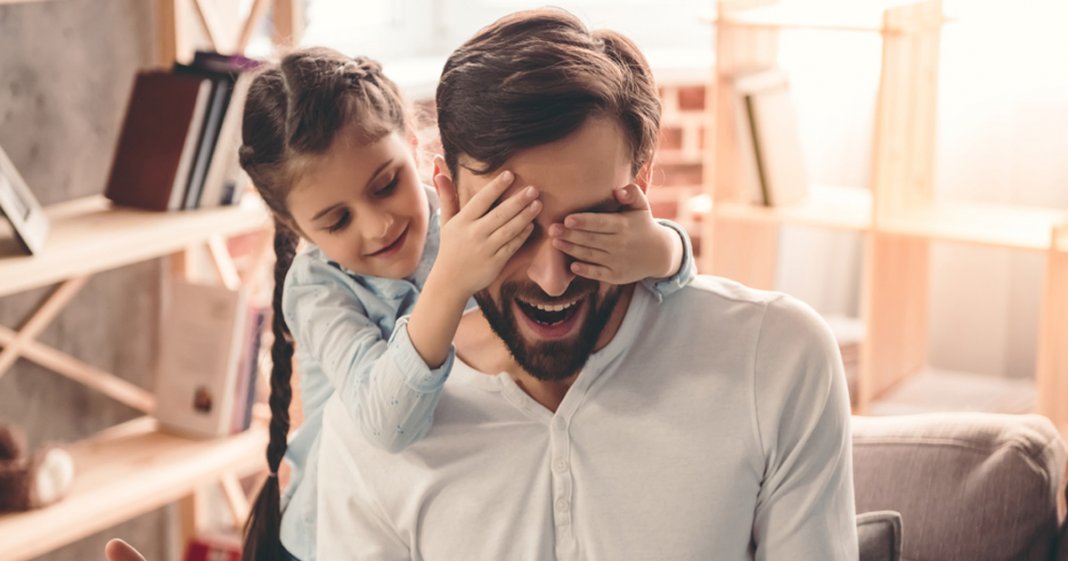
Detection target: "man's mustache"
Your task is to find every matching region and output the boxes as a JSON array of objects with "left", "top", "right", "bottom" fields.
[{"left": 500, "top": 277, "right": 599, "bottom": 304}]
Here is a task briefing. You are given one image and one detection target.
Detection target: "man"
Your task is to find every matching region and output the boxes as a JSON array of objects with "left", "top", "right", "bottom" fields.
[{"left": 315, "top": 8, "right": 857, "bottom": 561}]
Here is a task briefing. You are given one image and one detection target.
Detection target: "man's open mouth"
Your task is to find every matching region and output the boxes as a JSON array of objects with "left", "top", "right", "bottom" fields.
[
  {"left": 517, "top": 298, "right": 583, "bottom": 325},
  {"left": 513, "top": 295, "right": 589, "bottom": 341}
]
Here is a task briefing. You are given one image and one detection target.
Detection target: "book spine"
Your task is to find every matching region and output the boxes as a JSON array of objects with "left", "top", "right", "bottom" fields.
[
  {"left": 184, "top": 77, "right": 234, "bottom": 210},
  {"left": 168, "top": 80, "right": 212, "bottom": 211}
]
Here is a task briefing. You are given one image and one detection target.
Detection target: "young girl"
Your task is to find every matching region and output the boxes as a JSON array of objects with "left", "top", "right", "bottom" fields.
[{"left": 238, "top": 48, "right": 695, "bottom": 561}]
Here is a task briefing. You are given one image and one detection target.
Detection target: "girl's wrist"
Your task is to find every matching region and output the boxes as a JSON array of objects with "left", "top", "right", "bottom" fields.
[
  {"left": 423, "top": 267, "right": 474, "bottom": 308},
  {"left": 657, "top": 224, "right": 683, "bottom": 278}
]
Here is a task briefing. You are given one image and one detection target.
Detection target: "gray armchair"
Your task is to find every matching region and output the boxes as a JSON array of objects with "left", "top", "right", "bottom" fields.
[{"left": 852, "top": 413, "right": 1068, "bottom": 561}]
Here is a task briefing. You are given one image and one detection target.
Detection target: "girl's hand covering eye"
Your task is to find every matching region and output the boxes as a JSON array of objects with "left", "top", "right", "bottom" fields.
[{"left": 551, "top": 183, "right": 683, "bottom": 284}]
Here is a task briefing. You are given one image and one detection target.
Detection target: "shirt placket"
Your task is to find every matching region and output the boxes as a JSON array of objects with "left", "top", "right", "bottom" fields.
[{"left": 549, "top": 414, "right": 578, "bottom": 560}]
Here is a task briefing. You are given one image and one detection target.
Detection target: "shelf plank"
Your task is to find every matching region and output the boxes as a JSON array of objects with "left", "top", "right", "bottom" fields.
[
  {"left": 879, "top": 201, "right": 1068, "bottom": 252},
  {"left": 709, "top": 0, "right": 937, "bottom": 34},
  {"left": 868, "top": 367, "right": 1037, "bottom": 417},
  {"left": 0, "top": 196, "right": 271, "bottom": 298},
  {"left": 713, "top": 184, "right": 872, "bottom": 231},
  {"left": 0, "top": 417, "right": 268, "bottom": 561}
]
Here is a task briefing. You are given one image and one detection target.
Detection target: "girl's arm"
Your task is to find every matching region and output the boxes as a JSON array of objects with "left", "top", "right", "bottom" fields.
[
  {"left": 284, "top": 171, "right": 539, "bottom": 454},
  {"left": 549, "top": 183, "right": 697, "bottom": 301},
  {"left": 284, "top": 256, "right": 449, "bottom": 453}
]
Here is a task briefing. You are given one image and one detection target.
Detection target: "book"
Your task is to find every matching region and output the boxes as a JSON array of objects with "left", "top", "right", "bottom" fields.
[
  {"left": 104, "top": 71, "right": 212, "bottom": 211},
  {"left": 230, "top": 305, "right": 266, "bottom": 434},
  {"left": 173, "top": 63, "right": 238, "bottom": 210},
  {"left": 184, "top": 530, "right": 241, "bottom": 561},
  {"left": 732, "top": 68, "right": 809, "bottom": 207},
  {"left": 155, "top": 281, "right": 249, "bottom": 438},
  {"left": 185, "top": 77, "right": 233, "bottom": 209},
  {"left": 199, "top": 72, "right": 255, "bottom": 208}
]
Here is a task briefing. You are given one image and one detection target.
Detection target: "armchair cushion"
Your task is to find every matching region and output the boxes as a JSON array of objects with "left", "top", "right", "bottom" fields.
[{"left": 858, "top": 510, "right": 903, "bottom": 561}]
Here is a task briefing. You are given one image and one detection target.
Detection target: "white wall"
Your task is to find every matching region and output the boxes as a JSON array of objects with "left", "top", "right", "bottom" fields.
[{"left": 778, "top": 0, "right": 1068, "bottom": 379}]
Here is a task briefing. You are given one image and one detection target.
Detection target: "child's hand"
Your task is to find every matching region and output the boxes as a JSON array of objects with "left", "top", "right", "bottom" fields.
[
  {"left": 550, "top": 184, "right": 682, "bottom": 284},
  {"left": 432, "top": 169, "right": 541, "bottom": 296}
]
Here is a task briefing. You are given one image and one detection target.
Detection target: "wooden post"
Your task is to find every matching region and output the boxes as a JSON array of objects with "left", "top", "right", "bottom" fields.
[
  {"left": 157, "top": 0, "right": 193, "bottom": 66},
  {"left": 857, "top": 0, "right": 941, "bottom": 410},
  {"left": 272, "top": 0, "right": 305, "bottom": 51},
  {"left": 703, "top": 0, "right": 781, "bottom": 288},
  {"left": 1037, "top": 224, "right": 1068, "bottom": 436}
]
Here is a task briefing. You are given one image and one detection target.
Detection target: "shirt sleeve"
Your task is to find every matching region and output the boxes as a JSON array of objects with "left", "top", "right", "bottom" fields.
[
  {"left": 283, "top": 253, "right": 454, "bottom": 453},
  {"left": 640, "top": 219, "right": 696, "bottom": 302},
  {"left": 750, "top": 295, "right": 858, "bottom": 560},
  {"left": 317, "top": 398, "right": 412, "bottom": 561}
]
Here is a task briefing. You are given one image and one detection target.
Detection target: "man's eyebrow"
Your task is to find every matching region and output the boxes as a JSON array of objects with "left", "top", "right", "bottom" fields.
[{"left": 310, "top": 159, "right": 394, "bottom": 221}]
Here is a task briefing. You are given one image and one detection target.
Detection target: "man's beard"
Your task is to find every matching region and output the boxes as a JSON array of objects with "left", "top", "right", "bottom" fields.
[{"left": 474, "top": 278, "right": 624, "bottom": 381}]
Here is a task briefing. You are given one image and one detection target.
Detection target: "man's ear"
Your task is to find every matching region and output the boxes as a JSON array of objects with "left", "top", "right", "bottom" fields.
[
  {"left": 634, "top": 162, "right": 653, "bottom": 194},
  {"left": 432, "top": 155, "right": 460, "bottom": 222}
]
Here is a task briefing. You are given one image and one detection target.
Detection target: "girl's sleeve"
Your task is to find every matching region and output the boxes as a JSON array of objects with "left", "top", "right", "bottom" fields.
[
  {"left": 640, "top": 219, "right": 697, "bottom": 302},
  {"left": 283, "top": 253, "right": 453, "bottom": 453}
]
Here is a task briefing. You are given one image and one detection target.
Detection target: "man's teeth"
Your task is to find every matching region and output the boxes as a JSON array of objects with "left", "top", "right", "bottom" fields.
[{"left": 528, "top": 299, "right": 579, "bottom": 313}]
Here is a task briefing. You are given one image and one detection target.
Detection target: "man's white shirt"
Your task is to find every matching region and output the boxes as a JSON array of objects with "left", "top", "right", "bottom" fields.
[{"left": 316, "top": 276, "right": 857, "bottom": 560}]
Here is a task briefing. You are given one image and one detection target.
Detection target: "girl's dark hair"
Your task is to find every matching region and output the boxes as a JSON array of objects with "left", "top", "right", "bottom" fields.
[
  {"left": 238, "top": 47, "right": 406, "bottom": 561},
  {"left": 436, "top": 8, "right": 661, "bottom": 180}
]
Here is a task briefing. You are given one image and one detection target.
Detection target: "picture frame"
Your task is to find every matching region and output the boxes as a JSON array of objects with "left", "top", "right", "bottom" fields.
[{"left": 0, "top": 144, "right": 49, "bottom": 254}]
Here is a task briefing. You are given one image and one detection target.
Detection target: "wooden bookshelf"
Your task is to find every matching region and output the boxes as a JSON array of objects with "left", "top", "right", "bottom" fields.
[
  {"left": 0, "top": 195, "right": 270, "bottom": 298},
  {"left": 878, "top": 200, "right": 1068, "bottom": 253},
  {"left": 0, "top": 417, "right": 268, "bottom": 561},
  {"left": 713, "top": 184, "right": 871, "bottom": 231},
  {"left": 0, "top": 2, "right": 305, "bottom": 559},
  {"left": 701, "top": 0, "right": 1068, "bottom": 436},
  {"left": 0, "top": 195, "right": 274, "bottom": 557}
]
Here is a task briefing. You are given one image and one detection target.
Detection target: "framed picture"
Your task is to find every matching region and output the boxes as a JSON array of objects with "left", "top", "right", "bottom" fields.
[{"left": 0, "top": 144, "right": 49, "bottom": 255}]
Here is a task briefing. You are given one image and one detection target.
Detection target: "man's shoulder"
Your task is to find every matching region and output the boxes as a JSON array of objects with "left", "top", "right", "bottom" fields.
[
  {"left": 656, "top": 276, "right": 832, "bottom": 351},
  {"left": 662, "top": 275, "right": 784, "bottom": 314}
]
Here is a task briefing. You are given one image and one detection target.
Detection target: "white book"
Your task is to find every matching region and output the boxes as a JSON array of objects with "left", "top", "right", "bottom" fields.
[
  {"left": 155, "top": 280, "right": 248, "bottom": 438},
  {"left": 168, "top": 79, "right": 213, "bottom": 211},
  {"left": 732, "top": 68, "right": 809, "bottom": 207}
]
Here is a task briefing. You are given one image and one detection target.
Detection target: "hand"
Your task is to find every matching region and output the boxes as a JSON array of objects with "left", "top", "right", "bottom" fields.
[
  {"left": 550, "top": 183, "right": 683, "bottom": 284},
  {"left": 432, "top": 165, "right": 541, "bottom": 297},
  {"left": 105, "top": 539, "right": 147, "bottom": 561}
]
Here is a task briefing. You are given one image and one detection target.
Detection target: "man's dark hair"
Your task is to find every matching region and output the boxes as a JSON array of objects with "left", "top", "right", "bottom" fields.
[{"left": 435, "top": 8, "right": 662, "bottom": 179}]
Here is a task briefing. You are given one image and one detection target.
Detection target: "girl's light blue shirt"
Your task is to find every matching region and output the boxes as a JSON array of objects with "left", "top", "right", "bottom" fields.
[{"left": 277, "top": 187, "right": 696, "bottom": 560}]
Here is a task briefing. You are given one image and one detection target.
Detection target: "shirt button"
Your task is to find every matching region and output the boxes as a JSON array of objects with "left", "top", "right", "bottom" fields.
[
  {"left": 553, "top": 460, "right": 568, "bottom": 473},
  {"left": 555, "top": 499, "right": 570, "bottom": 512}
]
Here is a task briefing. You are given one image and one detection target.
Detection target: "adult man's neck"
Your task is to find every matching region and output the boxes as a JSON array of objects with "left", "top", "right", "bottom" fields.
[{"left": 454, "top": 284, "right": 636, "bottom": 412}]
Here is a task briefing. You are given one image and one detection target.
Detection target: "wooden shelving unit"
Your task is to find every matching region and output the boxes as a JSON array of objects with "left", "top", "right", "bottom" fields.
[
  {"left": 0, "top": 418, "right": 268, "bottom": 561},
  {"left": 700, "top": 0, "right": 1068, "bottom": 435},
  {"left": 0, "top": 2, "right": 307, "bottom": 558},
  {"left": 0, "top": 195, "right": 273, "bottom": 561}
]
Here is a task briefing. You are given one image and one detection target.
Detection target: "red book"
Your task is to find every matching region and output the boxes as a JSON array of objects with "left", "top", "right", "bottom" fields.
[
  {"left": 104, "top": 70, "right": 212, "bottom": 211},
  {"left": 184, "top": 531, "right": 241, "bottom": 561}
]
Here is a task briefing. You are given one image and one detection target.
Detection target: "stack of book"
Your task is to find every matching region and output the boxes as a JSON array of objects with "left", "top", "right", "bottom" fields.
[
  {"left": 105, "top": 52, "right": 263, "bottom": 212},
  {"left": 154, "top": 280, "right": 267, "bottom": 438}
]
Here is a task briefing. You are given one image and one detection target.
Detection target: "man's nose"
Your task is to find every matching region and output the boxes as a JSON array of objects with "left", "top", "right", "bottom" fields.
[{"left": 527, "top": 239, "right": 575, "bottom": 297}]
